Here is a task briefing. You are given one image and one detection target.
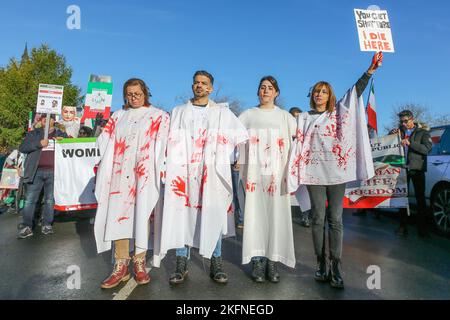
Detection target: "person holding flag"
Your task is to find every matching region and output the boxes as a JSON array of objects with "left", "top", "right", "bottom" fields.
[{"left": 288, "top": 52, "right": 383, "bottom": 289}]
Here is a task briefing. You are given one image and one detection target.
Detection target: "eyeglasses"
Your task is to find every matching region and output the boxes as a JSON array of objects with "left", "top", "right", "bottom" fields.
[
  {"left": 399, "top": 118, "right": 412, "bottom": 124},
  {"left": 126, "top": 93, "right": 143, "bottom": 99}
]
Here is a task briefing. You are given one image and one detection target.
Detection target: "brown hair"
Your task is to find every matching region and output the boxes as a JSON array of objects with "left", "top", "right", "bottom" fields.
[
  {"left": 123, "top": 78, "right": 151, "bottom": 109},
  {"left": 309, "top": 81, "right": 336, "bottom": 113},
  {"left": 257, "top": 76, "right": 280, "bottom": 103}
]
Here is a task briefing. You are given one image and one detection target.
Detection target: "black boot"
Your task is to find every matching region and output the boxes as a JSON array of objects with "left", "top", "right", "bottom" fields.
[
  {"left": 169, "top": 256, "right": 188, "bottom": 285},
  {"left": 251, "top": 258, "right": 266, "bottom": 283},
  {"left": 314, "top": 255, "right": 328, "bottom": 282},
  {"left": 266, "top": 260, "right": 280, "bottom": 283},
  {"left": 329, "top": 258, "right": 344, "bottom": 289},
  {"left": 210, "top": 256, "right": 228, "bottom": 284}
]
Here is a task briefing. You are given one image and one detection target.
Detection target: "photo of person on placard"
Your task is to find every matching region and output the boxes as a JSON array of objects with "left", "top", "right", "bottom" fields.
[{"left": 60, "top": 106, "right": 80, "bottom": 138}]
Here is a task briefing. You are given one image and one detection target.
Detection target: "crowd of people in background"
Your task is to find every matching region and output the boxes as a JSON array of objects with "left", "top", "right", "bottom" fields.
[{"left": 0, "top": 51, "right": 436, "bottom": 292}]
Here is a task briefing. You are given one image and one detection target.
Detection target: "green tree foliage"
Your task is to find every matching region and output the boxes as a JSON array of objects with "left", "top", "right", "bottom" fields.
[{"left": 0, "top": 44, "right": 81, "bottom": 151}]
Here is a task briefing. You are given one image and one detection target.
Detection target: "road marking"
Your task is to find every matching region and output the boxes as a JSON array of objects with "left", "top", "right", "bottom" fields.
[{"left": 112, "top": 267, "right": 151, "bottom": 300}]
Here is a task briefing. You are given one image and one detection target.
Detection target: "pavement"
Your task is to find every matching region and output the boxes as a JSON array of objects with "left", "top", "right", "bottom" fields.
[{"left": 0, "top": 208, "right": 449, "bottom": 300}]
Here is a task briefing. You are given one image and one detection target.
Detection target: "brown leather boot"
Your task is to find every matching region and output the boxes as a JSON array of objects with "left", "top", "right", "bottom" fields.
[
  {"left": 133, "top": 255, "right": 150, "bottom": 285},
  {"left": 101, "top": 259, "right": 130, "bottom": 289}
]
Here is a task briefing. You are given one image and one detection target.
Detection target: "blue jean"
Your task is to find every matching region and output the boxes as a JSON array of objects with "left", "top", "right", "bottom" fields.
[
  {"left": 22, "top": 168, "right": 55, "bottom": 228},
  {"left": 231, "top": 167, "right": 243, "bottom": 224},
  {"left": 176, "top": 237, "right": 222, "bottom": 258}
]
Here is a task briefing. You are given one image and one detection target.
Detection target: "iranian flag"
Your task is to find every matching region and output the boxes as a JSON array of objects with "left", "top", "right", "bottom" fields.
[
  {"left": 81, "top": 81, "right": 113, "bottom": 124},
  {"left": 366, "top": 80, "right": 377, "bottom": 135}
]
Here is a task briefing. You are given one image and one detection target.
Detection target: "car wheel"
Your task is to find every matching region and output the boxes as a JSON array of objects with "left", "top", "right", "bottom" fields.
[{"left": 431, "top": 185, "right": 450, "bottom": 236}]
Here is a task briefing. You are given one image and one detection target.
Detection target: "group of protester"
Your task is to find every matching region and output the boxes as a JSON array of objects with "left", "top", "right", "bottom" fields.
[
  {"left": 12, "top": 110, "right": 99, "bottom": 237},
  {"left": 7, "top": 51, "right": 433, "bottom": 291}
]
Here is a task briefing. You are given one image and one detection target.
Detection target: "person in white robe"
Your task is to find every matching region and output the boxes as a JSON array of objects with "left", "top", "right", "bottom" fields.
[
  {"left": 94, "top": 78, "right": 170, "bottom": 289},
  {"left": 159, "top": 71, "right": 248, "bottom": 285},
  {"left": 287, "top": 52, "right": 383, "bottom": 289},
  {"left": 238, "top": 76, "right": 297, "bottom": 283}
]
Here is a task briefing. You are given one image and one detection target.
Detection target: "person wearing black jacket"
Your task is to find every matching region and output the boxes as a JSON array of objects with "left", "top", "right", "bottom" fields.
[
  {"left": 390, "top": 110, "right": 433, "bottom": 238},
  {"left": 17, "top": 114, "right": 68, "bottom": 239}
]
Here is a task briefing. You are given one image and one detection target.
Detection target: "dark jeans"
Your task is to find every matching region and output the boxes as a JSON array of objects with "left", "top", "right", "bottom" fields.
[
  {"left": 22, "top": 168, "right": 55, "bottom": 228},
  {"left": 400, "top": 170, "right": 428, "bottom": 231},
  {"left": 231, "top": 167, "right": 243, "bottom": 224},
  {"left": 307, "top": 183, "right": 346, "bottom": 261}
]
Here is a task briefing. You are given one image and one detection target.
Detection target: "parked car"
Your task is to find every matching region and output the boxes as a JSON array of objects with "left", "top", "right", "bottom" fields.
[{"left": 418, "top": 125, "right": 450, "bottom": 236}]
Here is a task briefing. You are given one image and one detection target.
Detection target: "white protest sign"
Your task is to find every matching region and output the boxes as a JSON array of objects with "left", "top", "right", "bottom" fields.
[
  {"left": 0, "top": 168, "right": 20, "bottom": 189},
  {"left": 54, "top": 138, "right": 99, "bottom": 211},
  {"left": 36, "top": 84, "right": 64, "bottom": 115},
  {"left": 354, "top": 8, "right": 395, "bottom": 52}
]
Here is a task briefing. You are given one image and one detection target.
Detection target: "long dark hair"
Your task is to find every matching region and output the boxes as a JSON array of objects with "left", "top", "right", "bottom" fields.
[{"left": 257, "top": 75, "right": 280, "bottom": 104}]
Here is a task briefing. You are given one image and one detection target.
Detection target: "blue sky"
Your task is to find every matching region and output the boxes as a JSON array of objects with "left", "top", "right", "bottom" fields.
[{"left": 1, "top": 0, "right": 449, "bottom": 132}]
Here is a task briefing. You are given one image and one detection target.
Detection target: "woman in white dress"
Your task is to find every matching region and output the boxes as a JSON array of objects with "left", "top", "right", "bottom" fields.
[
  {"left": 94, "top": 78, "right": 170, "bottom": 289},
  {"left": 238, "top": 76, "right": 297, "bottom": 283}
]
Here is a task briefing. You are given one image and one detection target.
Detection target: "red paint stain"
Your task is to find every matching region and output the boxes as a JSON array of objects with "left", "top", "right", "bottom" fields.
[
  {"left": 246, "top": 182, "right": 256, "bottom": 192},
  {"left": 195, "top": 129, "right": 207, "bottom": 148},
  {"left": 117, "top": 216, "right": 130, "bottom": 223},
  {"left": 217, "top": 135, "right": 228, "bottom": 145},
  {"left": 250, "top": 136, "right": 260, "bottom": 144},
  {"left": 146, "top": 115, "right": 162, "bottom": 139},
  {"left": 267, "top": 176, "right": 276, "bottom": 196},
  {"left": 277, "top": 138, "right": 285, "bottom": 154},
  {"left": 104, "top": 117, "right": 116, "bottom": 138},
  {"left": 114, "top": 138, "right": 128, "bottom": 156},
  {"left": 171, "top": 176, "right": 190, "bottom": 207}
]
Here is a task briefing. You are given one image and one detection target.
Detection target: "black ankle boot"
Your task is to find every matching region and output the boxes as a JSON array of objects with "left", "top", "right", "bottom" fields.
[
  {"left": 169, "top": 256, "right": 188, "bottom": 285},
  {"left": 266, "top": 260, "right": 280, "bottom": 283},
  {"left": 252, "top": 259, "right": 266, "bottom": 283},
  {"left": 210, "top": 256, "right": 228, "bottom": 284},
  {"left": 329, "top": 258, "right": 344, "bottom": 289},
  {"left": 314, "top": 255, "right": 328, "bottom": 282}
]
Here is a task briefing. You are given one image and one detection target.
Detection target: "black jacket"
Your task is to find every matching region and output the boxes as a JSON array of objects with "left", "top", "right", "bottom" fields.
[
  {"left": 397, "top": 126, "right": 432, "bottom": 172},
  {"left": 19, "top": 128, "right": 68, "bottom": 183}
]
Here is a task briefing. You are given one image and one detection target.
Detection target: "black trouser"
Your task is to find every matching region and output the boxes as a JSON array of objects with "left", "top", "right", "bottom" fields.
[
  {"left": 400, "top": 169, "right": 428, "bottom": 231},
  {"left": 307, "top": 183, "right": 346, "bottom": 261}
]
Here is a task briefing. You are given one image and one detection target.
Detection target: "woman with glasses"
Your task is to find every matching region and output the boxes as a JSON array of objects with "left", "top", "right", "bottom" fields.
[
  {"left": 238, "top": 76, "right": 297, "bottom": 283},
  {"left": 288, "top": 52, "right": 383, "bottom": 289},
  {"left": 94, "top": 78, "right": 170, "bottom": 289}
]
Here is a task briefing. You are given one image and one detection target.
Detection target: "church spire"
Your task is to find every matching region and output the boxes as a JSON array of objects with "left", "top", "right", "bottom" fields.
[{"left": 21, "top": 42, "right": 29, "bottom": 63}]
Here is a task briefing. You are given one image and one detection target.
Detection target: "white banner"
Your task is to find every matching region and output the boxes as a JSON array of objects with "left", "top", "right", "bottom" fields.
[
  {"left": 344, "top": 134, "right": 408, "bottom": 208},
  {"left": 54, "top": 138, "right": 99, "bottom": 211},
  {"left": 354, "top": 8, "right": 395, "bottom": 52},
  {"left": 36, "top": 84, "right": 64, "bottom": 115}
]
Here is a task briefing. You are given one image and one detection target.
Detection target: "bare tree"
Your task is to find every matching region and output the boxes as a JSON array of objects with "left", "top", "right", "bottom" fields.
[{"left": 384, "top": 103, "right": 450, "bottom": 132}]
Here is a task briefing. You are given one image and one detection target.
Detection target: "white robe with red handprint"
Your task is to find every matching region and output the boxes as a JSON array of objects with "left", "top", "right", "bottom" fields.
[
  {"left": 94, "top": 106, "right": 170, "bottom": 267},
  {"left": 288, "top": 86, "right": 374, "bottom": 190},
  {"left": 158, "top": 100, "right": 248, "bottom": 260},
  {"left": 238, "top": 106, "right": 297, "bottom": 268}
]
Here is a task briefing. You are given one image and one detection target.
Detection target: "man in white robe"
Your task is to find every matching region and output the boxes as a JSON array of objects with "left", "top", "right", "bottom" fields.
[{"left": 159, "top": 71, "right": 248, "bottom": 284}]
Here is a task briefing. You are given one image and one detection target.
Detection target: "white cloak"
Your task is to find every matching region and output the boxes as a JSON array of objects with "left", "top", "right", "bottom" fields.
[
  {"left": 158, "top": 100, "right": 249, "bottom": 260},
  {"left": 288, "top": 86, "right": 374, "bottom": 190},
  {"left": 94, "top": 106, "right": 170, "bottom": 267},
  {"left": 238, "top": 106, "right": 297, "bottom": 268}
]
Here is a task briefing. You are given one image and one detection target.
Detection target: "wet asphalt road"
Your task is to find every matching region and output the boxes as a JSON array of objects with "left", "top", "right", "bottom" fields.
[{"left": 0, "top": 208, "right": 449, "bottom": 300}]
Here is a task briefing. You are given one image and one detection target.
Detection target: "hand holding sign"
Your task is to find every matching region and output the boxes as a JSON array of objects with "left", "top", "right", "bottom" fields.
[{"left": 368, "top": 51, "right": 383, "bottom": 74}]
